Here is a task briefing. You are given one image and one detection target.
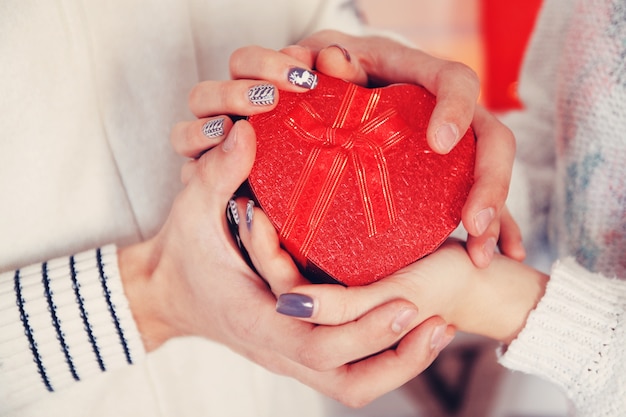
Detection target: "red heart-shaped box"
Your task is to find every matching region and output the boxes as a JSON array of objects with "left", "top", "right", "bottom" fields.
[{"left": 247, "top": 73, "right": 475, "bottom": 286}]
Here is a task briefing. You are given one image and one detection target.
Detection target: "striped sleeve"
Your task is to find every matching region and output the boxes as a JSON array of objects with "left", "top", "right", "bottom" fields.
[{"left": 0, "top": 244, "right": 145, "bottom": 410}]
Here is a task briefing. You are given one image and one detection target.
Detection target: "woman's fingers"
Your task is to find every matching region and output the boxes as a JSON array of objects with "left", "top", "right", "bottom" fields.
[
  {"left": 230, "top": 45, "right": 319, "bottom": 91},
  {"left": 325, "top": 316, "right": 454, "bottom": 408},
  {"left": 188, "top": 79, "right": 279, "bottom": 119},
  {"left": 269, "top": 298, "right": 423, "bottom": 372},
  {"left": 235, "top": 199, "right": 311, "bottom": 295},
  {"left": 189, "top": 120, "right": 257, "bottom": 201},
  {"left": 171, "top": 116, "right": 234, "bottom": 159}
]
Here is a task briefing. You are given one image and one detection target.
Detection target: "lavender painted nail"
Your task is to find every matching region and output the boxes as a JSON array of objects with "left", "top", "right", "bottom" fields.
[
  {"left": 248, "top": 84, "right": 275, "bottom": 105},
  {"left": 288, "top": 68, "right": 318, "bottom": 89},
  {"left": 276, "top": 293, "right": 314, "bottom": 318}
]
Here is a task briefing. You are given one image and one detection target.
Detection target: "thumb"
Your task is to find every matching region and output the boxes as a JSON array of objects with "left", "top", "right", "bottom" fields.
[{"left": 192, "top": 119, "right": 256, "bottom": 200}]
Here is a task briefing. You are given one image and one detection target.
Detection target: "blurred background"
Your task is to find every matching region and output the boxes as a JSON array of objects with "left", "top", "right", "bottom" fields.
[
  {"left": 359, "top": 0, "right": 543, "bottom": 111},
  {"left": 323, "top": 1, "right": 570, "bottom": 417}
]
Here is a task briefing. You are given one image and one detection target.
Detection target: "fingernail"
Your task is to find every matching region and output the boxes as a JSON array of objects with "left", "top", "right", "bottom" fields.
[
  {"left": 435, "top": 123, "right": 459, "bottom": 153},
  {"left": 288, "top": 68, "right": 318, "bottom": 89},
  {"left": 276, "top": 293, "right": 314, "bottom": 318},
  {"left": 245, "top": 200, "right": 254, "bottom": 231},
  {"left": 222, "top": 122, "right": 238, "bottom": 152},
  {"left": 202, "top": 117, "right": 225, "bottom": 138},
  {"left": 226, "top": 198, "right": 244, "bottom": 251},
  {"left": 248, "top": 84, "right": 275, "bottom": 106},
  {"left": 430, "top": 325, "right": 454, "bottom": 352},
  {"left": 327, "top": 44, "right": 351, "bottom": 62},
  {"left": 474, "top": 207, "right": 495, "bottom": 236},
  {"left": 483, "top": 236, "right": 497, "bottom": 261},
  {"left": 391, "top": 308, "right": 419, "bottom": 333},
  {"left": 227, "top": 199, "right": 240, "bottom": 226}
]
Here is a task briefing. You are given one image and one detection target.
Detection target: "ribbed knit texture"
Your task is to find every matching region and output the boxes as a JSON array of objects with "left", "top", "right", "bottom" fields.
[
  {"left": 0, "top": 245, "right": 145, "bottom": 408},
  {"left": 500, "top": 259, "right": 625, "bottom": 416}
]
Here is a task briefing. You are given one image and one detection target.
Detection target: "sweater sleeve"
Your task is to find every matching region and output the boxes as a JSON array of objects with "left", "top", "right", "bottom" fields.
[
  {"left": 499, "top": 257, "right": 626, "bottom": 417},
  {"left": 0, "top": 244, "right": 146, "bottom": 412}
]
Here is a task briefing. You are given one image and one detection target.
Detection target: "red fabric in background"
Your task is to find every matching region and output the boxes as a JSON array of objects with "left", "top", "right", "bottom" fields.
[{"left": 480, "top": 0, "right": 543, "bottom": 110}]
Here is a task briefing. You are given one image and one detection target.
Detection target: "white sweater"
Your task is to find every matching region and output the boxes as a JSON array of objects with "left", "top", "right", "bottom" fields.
[
  {"left": 499, "top": 0, "right": 626, "bottom": 416},
  {"left": 2, "top": 0, "right": 625, "bottom": 416},
  {"left": 0, "top": 1, "right": 364, "bottom": 415}
]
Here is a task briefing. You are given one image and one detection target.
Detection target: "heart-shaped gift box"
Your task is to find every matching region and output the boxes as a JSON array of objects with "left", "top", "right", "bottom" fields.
[{"left": 247, "top": 73, "right": 475, "bottom": 286}]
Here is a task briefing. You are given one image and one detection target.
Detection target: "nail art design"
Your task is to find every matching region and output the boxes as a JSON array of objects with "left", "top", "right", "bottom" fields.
[
  {"left": 276, "top": 293, "right": 314, "bottom": 318},
  {"left": 245, "top": 200, "right": 254, "bottom": 231},
  {"left": 288, "top": 68, "right": 318, "bottom": 89},
  {"left": 202, "top": 118, "right": 225, "bottom": 138},
  {"left": 327, "top": 43, "right": 351, "bottom": 62},
  {"left": 248, "top": 84, "right": 275, "bottom": 106},
  {"left": 227, "top": 199, "right": 240, "bottom": 226},
  {"left": 225, "top": 198, "right": 258, "bottom": 273}
]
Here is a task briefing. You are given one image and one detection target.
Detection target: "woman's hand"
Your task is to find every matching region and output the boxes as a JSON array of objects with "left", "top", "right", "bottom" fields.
[
  {"left": 123, "top": 118, "right": 455, "bottom": 408},
  {"left": 275, "top": 239, "right": 548, "bottom": 346}
]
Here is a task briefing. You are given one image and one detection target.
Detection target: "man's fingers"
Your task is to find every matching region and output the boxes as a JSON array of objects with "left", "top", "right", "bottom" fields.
[
  {"left": 462, "top": 106, "right": 516, "bottom": 239},
  {"left": 191, "top": 120, "right": 256, "bottom": 201},
  {"left": 498, "top": 206, "right": 526, "bottom": 261}
]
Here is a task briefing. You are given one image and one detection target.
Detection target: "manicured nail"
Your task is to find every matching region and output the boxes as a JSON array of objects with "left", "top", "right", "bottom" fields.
[
  {"left": 202, "top": 117, "right": 225, "bottom": 138},
  {"left": 276, "top": 293, "right": 314, "bottom": 318},
  {"left": 483, "top": 236, "right": 497, "bottom": 262},
  {"left": 474, "top": 207, "right": 495, "bottom": 236},
  {"left": 327, "top": 44, "right": 351, "bottom": 62},
  {"left": 288, "top": 68, "right": 318, "bottom": 89},
  {"left": 226, "top": 199, "right": 240, "bottom": 226},
  {"left": 391, "top": 308, "right": 419, "bottom": 333},
  {"left": 245, "top": 200, "right": 254, "bottom": 231},
  {"left": 435, "top": 123, "right": 459, "bottom": 153},
  {"left": 430, "top": 325, "right": 454, "bottom": 352},
  {"left": 221, "top": 122, "right": 238, "bottom": 152},
  {"left": 226, "top": 198, "right": 244, "bottom": 251},
  {"left": 248, "top": 84, "right": 275, "bottom": 106}
]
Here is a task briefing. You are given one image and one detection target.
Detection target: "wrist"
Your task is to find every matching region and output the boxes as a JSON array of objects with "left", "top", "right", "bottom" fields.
[
  {"left": 455, "top": 254, "right": 549, "bottom": 344},
  {"left": 118, "top": 240, "right": 178, "bottom": 352}
]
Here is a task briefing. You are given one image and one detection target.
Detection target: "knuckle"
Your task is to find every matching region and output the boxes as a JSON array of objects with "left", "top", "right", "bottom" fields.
[
  {"left": 169, "top": 122, "right": 185, "bottom": 150},
  {"left": 295, "top": 344, "right": 334, "bottom": 371},
  {"left": 230, "top": 45, "right": 267, "bottom": 76},
  {"left": 188, "top": 82, "right": 209, "bottom": 115},
  {"left": 439, "top": 61, "right": 479, "bottom": 87},
  {"left": 333, "top": 389, "right": 374, "bottom": 409},
  {"left": 228, "top": 46, "right": 250, "bottom": 75}
]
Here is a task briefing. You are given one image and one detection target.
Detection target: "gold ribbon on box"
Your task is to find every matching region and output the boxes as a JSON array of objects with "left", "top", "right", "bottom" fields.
[{"left": 281, "top": 83, "right": 412, "bottom": 263}]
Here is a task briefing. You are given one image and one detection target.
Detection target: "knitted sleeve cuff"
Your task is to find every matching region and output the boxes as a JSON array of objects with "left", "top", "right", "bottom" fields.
[
  {"left": 0, "top": 245, "right": 146, "bottom": 409},
  {"left": 498, "top": 257, "right": 625, "bottom": 400}
]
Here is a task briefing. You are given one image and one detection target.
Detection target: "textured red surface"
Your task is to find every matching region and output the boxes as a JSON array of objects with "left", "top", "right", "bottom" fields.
[{"left": 248, "top": 73, "right": 475, "bottom": 286}]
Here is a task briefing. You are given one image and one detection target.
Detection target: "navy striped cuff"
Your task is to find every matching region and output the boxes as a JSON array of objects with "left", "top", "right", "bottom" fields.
[{"left": 0, "top": 245, "right": 145, "bottom": 409}]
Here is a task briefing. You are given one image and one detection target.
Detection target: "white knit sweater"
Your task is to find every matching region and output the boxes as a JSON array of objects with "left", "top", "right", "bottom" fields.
[{"left": 499, "top": 0, "right": 626, "bottom": 416}]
